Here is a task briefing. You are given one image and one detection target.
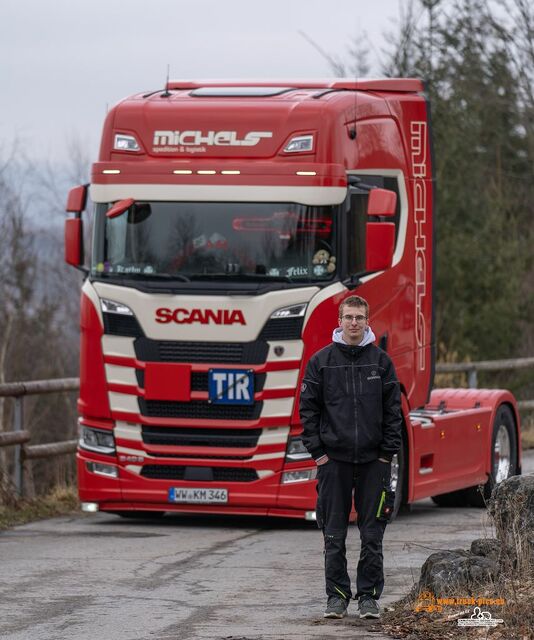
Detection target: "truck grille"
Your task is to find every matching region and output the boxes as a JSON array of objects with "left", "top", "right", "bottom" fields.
[
  {"left": 135, "top": 370, "right": 266, "bottom": 392},
  {"left": 258, "top": 317, "right": 304, "bottom": 341},
  {"left": 138, "top": 399, "right": 262, "bottom": 420},
  {"left": 140, "top": 465, "right": 258, "bottom": 482},
  {"left": 142, "top": 426, "right": 261, "bottom": 448},
  {"left": 134, "top": 338, "right": 269, "bottom": 364},
  {"left": 103, "top": 313, "right": 144, "bottom": 338}
]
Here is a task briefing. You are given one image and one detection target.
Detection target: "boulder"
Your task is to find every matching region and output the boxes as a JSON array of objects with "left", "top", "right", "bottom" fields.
[
  {"left": 418, "top": 549, "right": 498, "bottom": 596},
  {"left": 488, "top": 475, "right": 534, "bottom": 569},
  {"left": 470, "top": 537, "right": 501, "bottom": 561}
]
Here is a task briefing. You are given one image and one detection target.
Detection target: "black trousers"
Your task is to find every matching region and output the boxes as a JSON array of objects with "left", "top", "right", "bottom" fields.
[{"left": 315, "top": 458, "right": 391, "bottom": 601}]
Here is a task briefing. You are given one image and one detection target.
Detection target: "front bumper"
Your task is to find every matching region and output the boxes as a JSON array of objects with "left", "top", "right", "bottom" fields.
[{"left": 77, "top": 449, "right": 318, "bottom": 519}]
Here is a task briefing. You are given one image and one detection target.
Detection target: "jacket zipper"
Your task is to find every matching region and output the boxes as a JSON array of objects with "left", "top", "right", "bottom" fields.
[{"left": 351, "top": 359, "right": 358, "bottom": 463}]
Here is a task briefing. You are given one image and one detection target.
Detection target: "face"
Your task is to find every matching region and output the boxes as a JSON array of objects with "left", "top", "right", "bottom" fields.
[{"left": 339, "top": 304, "right": 368, "bottom": 345}]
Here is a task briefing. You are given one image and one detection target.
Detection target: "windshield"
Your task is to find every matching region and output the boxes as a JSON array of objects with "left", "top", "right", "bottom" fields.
[{"left": 92, "top": 201, "right": 337, "bottom": 282}]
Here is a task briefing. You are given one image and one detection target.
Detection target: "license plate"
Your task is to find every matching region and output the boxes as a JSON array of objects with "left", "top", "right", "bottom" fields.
[
  {"left": 208, "top": 369, "right": 254, "bottom": 405},
  {"left": 168, "top": 487, "right": 228, "bottom": 504}
]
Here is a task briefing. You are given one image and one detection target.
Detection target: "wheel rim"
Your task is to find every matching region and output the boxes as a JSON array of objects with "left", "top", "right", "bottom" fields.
[
  {"left": 390, "top": 453, "right": 399, "bottom": 492},
  {"left": 493, "top": 424, "right": 511, "bottom": 484}
]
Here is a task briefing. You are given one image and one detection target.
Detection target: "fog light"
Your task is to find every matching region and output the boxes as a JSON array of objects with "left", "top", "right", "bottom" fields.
[
  {"left": 281, "top": 469, "right": 316, "bottom": 484},
  {"left": 285, "top": 436, "right": 312, "bottom": 462},
  {"left": 305, "top": 510, "right": 317, "bottom": 521},
  {"left": 284, "top": 134, "right": 314, "bottom": 153},
  {"left": 81, "top": 502, "right": 99, "bottom": 513},
  {"left": 114, "top": 133, "right": 140, "bottom": 151},
  {"left": 86, "top": 462, "right": 118, "bottom": 478}
]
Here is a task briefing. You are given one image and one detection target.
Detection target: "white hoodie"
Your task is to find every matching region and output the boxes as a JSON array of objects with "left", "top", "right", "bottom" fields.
[{"left": 332, "top": 325, "right": 376, "bottom": 347}]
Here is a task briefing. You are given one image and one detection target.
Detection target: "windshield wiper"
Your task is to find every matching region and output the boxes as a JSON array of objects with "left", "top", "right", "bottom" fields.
[
  {"left": 92, "top": 271, "right": 191, "bottom": 283},
  {"left": 190, "top": 273, "right": 296, "bottom": 283}
]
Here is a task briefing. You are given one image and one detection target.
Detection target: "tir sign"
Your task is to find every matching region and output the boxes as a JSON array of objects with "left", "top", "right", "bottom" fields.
[{"left": 208, "top": 369, "right": 254, "bottom": 405}]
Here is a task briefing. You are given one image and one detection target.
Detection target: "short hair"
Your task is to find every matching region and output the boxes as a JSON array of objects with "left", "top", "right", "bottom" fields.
[{"left": 339, "top": 295, "right": 369, "bottom": 319}]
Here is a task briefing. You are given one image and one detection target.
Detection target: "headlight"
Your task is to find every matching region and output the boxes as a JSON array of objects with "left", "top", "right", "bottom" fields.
[
  {"left": 270, "top": 303, "right": 307, "bottom": 319},
  {"left": 100, "top": 298, "right": 134, "bottom": 315},
  {"left": 285, "top": 436, "right": 312, "bottom": 462},
  {"left": 79, "top": 426, "right": 116, "bottom": 455}
]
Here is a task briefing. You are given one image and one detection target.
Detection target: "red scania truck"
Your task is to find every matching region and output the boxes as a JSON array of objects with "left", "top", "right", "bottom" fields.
[{"left": 65, "top": 78, "right": 521, "bottom": 519}]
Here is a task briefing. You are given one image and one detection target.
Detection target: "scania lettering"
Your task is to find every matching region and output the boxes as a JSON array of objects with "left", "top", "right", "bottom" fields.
[
  {"left": 65, "top": 79, "right": 521, "bottom": 520},
  {"left": 155, "top": 308, "right": 246, "bottom": 325}
]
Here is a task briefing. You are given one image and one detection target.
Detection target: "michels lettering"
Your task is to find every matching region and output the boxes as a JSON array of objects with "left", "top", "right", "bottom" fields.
[
  {"left": 155, "top": 307, "right": 246, "bottom": 325},
  {"left": 153, "top": 130, "right": 273, "bottom": 147}
]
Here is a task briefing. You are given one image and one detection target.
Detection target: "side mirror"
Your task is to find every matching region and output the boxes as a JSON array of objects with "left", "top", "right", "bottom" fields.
[
  {"left": 106, "top": 198, "right": 135, "bottom": 219},
  {"left": 65, "top": 218, "right": 84, "bottom": 267},
  {"left": 366, "top": 222, "right": 395, "bottom": 272},
  {"left": 66, "top": 185, "right": 88, "bottom": 214},
  {"left": 367, "top": 188, "right": 396, "bottom": 217},
  {"left": 65, "top": 184, "right": 88, "bottom": 269},
  {"left": 365, "top": 188, "right": 397, "bottom": 271}
]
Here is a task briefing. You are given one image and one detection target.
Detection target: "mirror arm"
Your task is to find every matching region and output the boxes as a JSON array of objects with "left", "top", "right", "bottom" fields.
[
  {"left": 74, "top": 265, "right": 89, "bottom": 276},
  {"left": 342, "top": 273, "right": 363, "bottom": 290}
]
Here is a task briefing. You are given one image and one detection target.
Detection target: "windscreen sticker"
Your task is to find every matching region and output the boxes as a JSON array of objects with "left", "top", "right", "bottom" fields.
[
  {"left": 192, "top": 233, "right": 228, "bottom": 250},
  {"left": 286, "top": 266, "right": 309, "bottom": 277}
]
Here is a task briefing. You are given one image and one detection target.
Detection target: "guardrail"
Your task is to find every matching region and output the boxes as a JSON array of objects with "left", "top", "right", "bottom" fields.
[
  {"left": 0, "top": 378, "right": 78, "bottom": 497},
  {"left": 435, "top": 357, "right": 534, "bottom": 411},
  {"left": 1, "top": 357, "right": 533, "bottom": 498}
]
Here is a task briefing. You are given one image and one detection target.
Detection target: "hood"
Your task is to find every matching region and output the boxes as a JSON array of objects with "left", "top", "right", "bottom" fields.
[{"left": 332, "top": 326, "right": 376, "bottom": 347}]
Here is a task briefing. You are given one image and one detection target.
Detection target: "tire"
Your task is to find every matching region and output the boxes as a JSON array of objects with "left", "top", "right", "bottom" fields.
[
  {"left": 111, "top": 511, "right": 166, "bottom": 519},
  {"left": 431, "top": 489, "right": 469, "bottom": 507},
  {"left": 390, "top": 429, "right": 407, "bottom": 520},
  {"left": 466, "top": 404, "right": 517, "bottom": 507}
]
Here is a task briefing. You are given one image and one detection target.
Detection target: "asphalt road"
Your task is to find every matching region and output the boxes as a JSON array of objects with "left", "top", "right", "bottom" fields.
[{"left": 2, "top": 450, "right": 533, "bottom": 640}]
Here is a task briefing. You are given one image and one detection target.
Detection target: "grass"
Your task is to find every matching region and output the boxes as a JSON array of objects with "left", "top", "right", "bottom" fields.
[
  {"left": 0, "top": 485, "right": 79, "bottom": 531},
  {"left": 380, "top": 582, "right": 533, "bottom": 639}
]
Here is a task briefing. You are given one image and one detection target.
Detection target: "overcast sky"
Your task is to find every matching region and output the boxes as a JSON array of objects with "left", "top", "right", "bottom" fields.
[{"left": 1, "top": 0, "right": 407, "bottom": 163}]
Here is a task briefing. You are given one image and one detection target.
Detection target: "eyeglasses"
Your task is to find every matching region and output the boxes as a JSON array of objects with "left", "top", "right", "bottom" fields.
[{"left": 341, "top": 314, "right": 367, "bottom": 323}]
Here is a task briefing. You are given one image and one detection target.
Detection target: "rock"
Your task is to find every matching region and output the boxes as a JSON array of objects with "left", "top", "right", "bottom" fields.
[
  {"left": 470, "top": 538, "right": 501, "bottom": 561},
  {"left": 487, "top": 475, "right": 534, "bottom": 569},
  {"left": 418, "top": 549, "right": 498, "bottom": 596}
]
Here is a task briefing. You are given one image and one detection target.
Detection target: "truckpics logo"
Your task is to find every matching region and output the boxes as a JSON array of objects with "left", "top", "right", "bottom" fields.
[
  {"left": 411, "top": 121, "right": 428, "bottom": 372},
  {"left": 152, "top": 130, "right": 273, "bottom": 149},
  {"left": 156, "top": 307, "right": 246, "bottom": 325}
]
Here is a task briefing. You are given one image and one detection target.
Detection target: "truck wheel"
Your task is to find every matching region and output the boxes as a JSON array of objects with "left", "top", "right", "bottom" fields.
[
  {"left": 390, "top": 429, "right": 407, "bottom": 520},
  {"left": 431, "top": 489, "right": 469, "bottom": 507},
  {"left": 112, "top": 511, "right": 166, "bottom": 519},
  {"left": 466, "top": 404, "right": 517, "bottom": 507}
]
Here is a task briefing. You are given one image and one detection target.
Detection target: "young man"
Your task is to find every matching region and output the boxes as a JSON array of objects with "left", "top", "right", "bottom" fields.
[{"left": 299, "top": 295, "right": 402, "bottom": 619}]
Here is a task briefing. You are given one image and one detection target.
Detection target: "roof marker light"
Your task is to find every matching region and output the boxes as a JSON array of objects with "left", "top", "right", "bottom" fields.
[
  {"left": 197, "top": 170, "right": 216, "bottom": 175},
  {"left": 173, "top": 169, "right": 193, "bottom": 175},
  {"left": 296, "top": 171, "right": 317, "bottom": 176},
  {"left": 221, "top": 170, "right": 241, "bottom": 175},
  {"left": 284, "top": 134, "right": 314, "bottom": 153},
  {"left": 102, "top": 169, "right": 121, "bottom": 174},
  {"left": 114, "top": 133, "right": 141, "bottom": 152}
]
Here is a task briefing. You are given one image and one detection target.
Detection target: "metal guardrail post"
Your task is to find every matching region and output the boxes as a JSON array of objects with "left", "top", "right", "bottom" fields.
[
  {"left": 467, "top": 368, "right": 478, "bottom": 389},
  {"left": 13, "top": 396, "right": 24, "bottom": 497}
]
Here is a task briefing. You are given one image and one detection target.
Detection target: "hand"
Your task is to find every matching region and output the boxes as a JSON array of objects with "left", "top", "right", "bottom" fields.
[
  {"left": 378, "top": 457, "right": 390, "bottom": 464},
  {"left": 316, "top": 455, "right": 330, "bottom": 466}
]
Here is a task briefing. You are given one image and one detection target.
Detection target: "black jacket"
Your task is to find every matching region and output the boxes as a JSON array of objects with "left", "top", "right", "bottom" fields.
[{"left": 299, "top": 341, "right": 402, "bottom": 464}]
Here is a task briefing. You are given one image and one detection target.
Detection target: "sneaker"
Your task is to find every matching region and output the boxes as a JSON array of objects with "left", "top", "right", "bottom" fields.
[
  {"left": 359, "top": 595, "right": 380, "bottom": 619},
  {"left": 324, "top": 595, "right": 349, "bottom": 619}
]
